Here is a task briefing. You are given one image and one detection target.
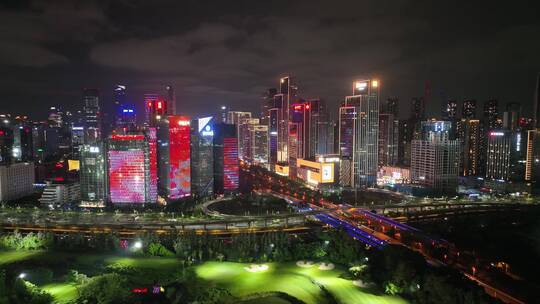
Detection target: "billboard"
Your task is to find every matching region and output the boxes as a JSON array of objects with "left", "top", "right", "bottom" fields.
[
  {"left": 223, "top": 137, "right": 239, "bottom": 190},
  {"left": 109, "top": 150, "right": 145, "bottom": 203},
  {"left": 169, "top": 116, "right": 191, "bottom": 199}
]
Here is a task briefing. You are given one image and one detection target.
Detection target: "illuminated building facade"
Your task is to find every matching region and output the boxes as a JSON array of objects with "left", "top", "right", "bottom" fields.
[
  {"left": 411, "top": 121, "right": 460, "bottom": 194},
  {"left": 157, "top": 116, "right": 191, "bottom": 199},
  {"left": 338, "top": 106, "right": 356, "bottom": 187},
  {"left": 80, "top": 89, "right": 107, "bottom": 207},
  {"left": 107, "top": 134, "right": 156, "bottom": 204},
  {"left": 145, "top": 94, "right": 167, "bottom": 127},
  {"left": 268, "top": 108, "right": 279, "bottom": 168},
  {"left": 462, "top": 99, "right": 477, "bottom": 119},
  {"left": 486, "top": 130, "right": 526, "bottom": 181},
  {"left": 378, "top": 113, "right": 398, "bottom": 166},
  {"left": 238, "top": 118, "right": 259, "bottom": 161},
  {"left": 275, "top": 76, "right": 297, "bottom": 163},
  {"left": 213, "top": 123, "right": 239, "bottom": 194},
  {"left": 191, "top": 117, "right": 214, "bottom": 197},
  {"left": 296, "top": 157, "right": 337, "bottom": 189},
  {"left": 113, "top": 85, "right": 136, "bottom": 132},
  {"left": 339, "top": 79, "right": 379, "bottom": 187},
  {"left": 250, "top": 124, "right": 269, "bottom": 166},
  {"left": 461, "top": 119, "right": 481, "bottom": 176}
]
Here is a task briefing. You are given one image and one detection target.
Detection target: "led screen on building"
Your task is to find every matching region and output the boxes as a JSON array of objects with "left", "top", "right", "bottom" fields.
[
  {"left": 109, "top": 150, "right": 145, "bottom": 203},
  {"left": 169, "top": 116, "right": 191, "bottom": 199},
  {"left": 147, "top": 128, "right": 158, "bottom": 202},
  {"left": 223, "top": 137, "right": 239, "bottom": 190}
]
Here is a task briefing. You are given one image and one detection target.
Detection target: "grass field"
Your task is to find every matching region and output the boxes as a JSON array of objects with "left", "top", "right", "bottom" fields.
[
  {"left": 0, "top": 250, "right": 42, "bottom": 265},
  {"left": 196, "top": 261, "right": 408, "bottom": 304},
  {"left": 0, "top": 250, "right": 408, "bottom": 304},
  {"left": 41, "top": 283, "right": 78, "bottom": 304}
]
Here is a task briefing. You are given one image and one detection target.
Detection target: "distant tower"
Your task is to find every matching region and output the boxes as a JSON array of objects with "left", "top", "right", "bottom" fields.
[{"left": 166, "top": 85, "right": 176, "bottom": 115}]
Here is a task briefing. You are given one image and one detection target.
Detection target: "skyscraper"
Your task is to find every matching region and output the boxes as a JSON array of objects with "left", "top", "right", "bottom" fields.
[
  {"left": 462, "top": 99, "right": 477, "bottom": 119},
  {"left": 461, "top": 119, "right": 481, "bottom": 176},
  {"left": 165, "top": 85, "right": 176, "bottom": 115},
  {"left": 191, "top": 117, "right": 214, "bottom": 197},
  {"left": 157, "top": 116, "right": 191, "bottom": 200},
  {"left": 444, "top": 99, "right": 458, "bottom": 120},
  {"left": 275, "top": 76, "right": 298, "bottom": 163},
  {"left": 411, "top": 97, "right": 425, "bottom": 121},
  {"left": 483, "top": 99, "right": 500, "bottom": 130},
  {"left": 80, "top": 89, "right": 108, "bottom": 207},
  {"left": 144, "top": 94, "right": 167, "bottom": 127},
  {"left": 503, "top": 102, "right": 521, "bottom": 131},
  {"left": 213, "top": 123, "right": 239, "bottom": 194},
  {"left": 411, "top": 121, "right": 460, "bottom": 194},
  {"left": 261, "top": 88, "right": 277, "bottom": 126},
  {"left": 382, "top": 97, "right": 398, "bottom": 116},
  {"left": 339, "top": 79, "right": 379, "bottom": 187},
  {"left": 107, "top": 133, "right": 157, "bottom": 204},
  {"left": 378, "top": 113, "right": 398, "bottom": 166}
]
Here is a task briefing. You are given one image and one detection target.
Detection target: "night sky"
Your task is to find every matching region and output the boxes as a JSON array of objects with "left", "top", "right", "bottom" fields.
[{"left": 1, "top": 0, "right": 540, "bottom": 120}]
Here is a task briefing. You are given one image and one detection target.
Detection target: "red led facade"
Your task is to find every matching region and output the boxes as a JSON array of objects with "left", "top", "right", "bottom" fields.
[
  {"left": 169, "top": 116, "right": 191, "bottom": 198},
  {"left": 109, "top": 150, "right": 145, "bottom": 203},
  {"left": 223, "top": 137, "right": 239, "bottom": 190}
]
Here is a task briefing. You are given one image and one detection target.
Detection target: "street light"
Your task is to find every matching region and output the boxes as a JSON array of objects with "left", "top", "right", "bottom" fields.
[
  {"left": 133, "top": 241, "right": 142, "bottom": 249},
  {"left": 18, "top": 273, "right": 26, "bottom": 279}
]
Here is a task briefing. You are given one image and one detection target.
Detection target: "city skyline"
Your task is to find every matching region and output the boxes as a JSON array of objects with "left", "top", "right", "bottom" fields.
[{"left": 1, "top": 1, "right": 540, "bottom": 119}]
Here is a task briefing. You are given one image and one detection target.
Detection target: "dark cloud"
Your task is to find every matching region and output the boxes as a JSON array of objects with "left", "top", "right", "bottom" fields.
[{"left": 1, "top": 0, "right": 540, "bottom": 119}]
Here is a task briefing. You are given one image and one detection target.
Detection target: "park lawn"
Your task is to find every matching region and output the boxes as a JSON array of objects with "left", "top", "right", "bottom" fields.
[
  {"left": 104, "top": 256, "right": 182, "bottom": 269},
  {"left": 0, "top": 250, "right": 42, "bottom": 265},
  {"left": 195, "top": 261, "right": 409, "bottom": 304},
  {"left": 41, "top": 283, "right": 78, "bottom": 304}
]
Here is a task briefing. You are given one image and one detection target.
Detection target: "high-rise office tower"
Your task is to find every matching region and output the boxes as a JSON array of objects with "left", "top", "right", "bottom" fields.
[
  {"left": 503, "top": 102, "right": 522, "bottom": 131},
  {"left": 144, "top": 94, "right": 167, "bottom": 127},
  {"left": 11, "top": 117, "right": 33, "bottom": 162},
  {"left": 288, "top": 102, "right": 310, "bottom": 178},
  {"left": 80, "top": 89, "right": 108, "bottom": 207},
  {"left": 0, "top": 120, "right": 14, "bottom": 165},
  {"left": 483, "top": 99, "right": 500, "bottom": 130},
  {"left": 339, "top": 79, "right": 379, "bottom": 187},
  {"left": 157, "top": 116, "right": 191, "bottom": 199},
  {"left": 444, "top": 99, "right": 458, "bottom": 120},
  {"left": 486, "top": 130, "right": 526, "bottom": 181},
  {"left": 238, "top": 118, "right": 260, "bottom": 161},
  {"left": 411, "top": 97, "right": 425, "bottom": 121},
  {"left": 525, "top": 74, "right": 540, "bottom": 192},
  {"left": 411, "top": 121, "right": 460, "bottom": 194},
  {"left": 268, "top": 108, "right": 279, "bottom": 169},
  {"left": 227, "top": 111, "right": 252, "bottom": 161},
  {"left": 213, "top": 123, "right": 239, "bottom": 194},
  {"left": 378, "top": 113, "right": 398, "bottom": 166},
  {"left": 461, "top": 119, "right": 481, "bottom": 176},
  {"left": 397, "top": 119, "right": 412, "bottom": 166},
  {"left": 191, "top": 117, "right": 214, "bottom": 197},
  {"left": 261, "top": 88, "right": 277, "bottom": 126},
  {"left": 382, "top": 97, "right": 398, "bottom": 116},
  {"left": 462, "top": 99, "right": 477, "bottom": 119},
  {"left": 107, "top": 133, "right": 156, "bottom": 204},
  {"left": 275, "top": 76, "right": 298, "bottom": 163},
  {"left": 250, "top": 124, "right": 269, "bottom": 166},
  {"left": 165, "top": 85, "right": 176, "bottom": 115},
  {"left": 338, "top": 106, "right": 356, "bottom": 187}
]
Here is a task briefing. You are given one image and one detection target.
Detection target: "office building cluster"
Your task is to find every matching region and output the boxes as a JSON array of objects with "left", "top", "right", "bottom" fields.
[{"left": 2, "top": 75, "right": 540, "bottom": 204}]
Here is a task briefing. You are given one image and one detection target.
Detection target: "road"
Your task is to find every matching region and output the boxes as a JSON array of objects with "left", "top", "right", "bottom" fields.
[{"left": 247, "top": 166, "right": 526, "bottom": 304}]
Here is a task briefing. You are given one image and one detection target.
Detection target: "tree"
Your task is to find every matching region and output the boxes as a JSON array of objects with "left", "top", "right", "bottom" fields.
[{"left": 78, "top": 273, "right": 132, "bottom": 304}]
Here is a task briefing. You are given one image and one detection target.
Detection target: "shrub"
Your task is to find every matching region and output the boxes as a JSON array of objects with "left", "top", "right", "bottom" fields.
[{"left": 147, "top": 242, "right": 175, "bottom": 257}]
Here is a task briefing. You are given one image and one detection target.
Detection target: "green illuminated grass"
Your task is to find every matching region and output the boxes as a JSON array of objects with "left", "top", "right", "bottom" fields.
[
  {"left": 104, "top": 256, "right": 182, "bottom": 269},
  {"left": 0, "top": 250, "right": 42, "bottom": 265},
  {"left": 195, "top": 262, "right": 408, "bottom": 304},
  {"left": 41, "top": 283, "right": 78, "bottom": 304}
]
